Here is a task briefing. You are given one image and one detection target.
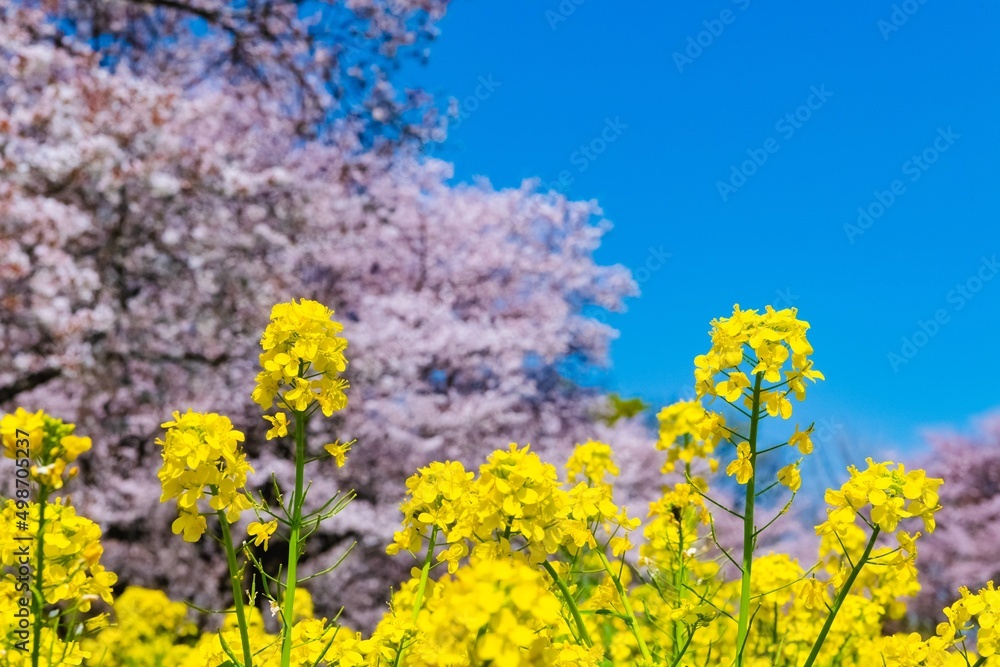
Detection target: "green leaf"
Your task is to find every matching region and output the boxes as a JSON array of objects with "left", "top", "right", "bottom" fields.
[{"left": 601, "top": 393, "right": 650, "bottom": 425}]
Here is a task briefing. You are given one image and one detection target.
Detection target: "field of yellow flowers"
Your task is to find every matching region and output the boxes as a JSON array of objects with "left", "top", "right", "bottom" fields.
[{"left": 2, "top": 300, "right": 997, "bottom": 666}]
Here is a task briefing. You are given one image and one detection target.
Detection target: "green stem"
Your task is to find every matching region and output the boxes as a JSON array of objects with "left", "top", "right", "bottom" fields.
[
  {"left": 411, "top": 527, "right": 438, "bottom": 623},
  {"left": 280, "top": 410, "right": 308, "bottom": 667},
  {"left": 801, "top": 527, "right": 880, "bottom": 667},
  {"left": 735, "top": 372, "right": 764, "bottom": 667},
  {"left": 218, "top": 511, "right": 254, "bottom": 667},
  {"left": 596, "top": 550, "right": 651, "bottom": 662},
  {"left": 393, "top": 527, "right": 439, "bottom": 667},
  {"left": 673, "top": 525, "right": 685, "bottom": 660},
  {"left": 31, "top": 488, "right": 48, "bottom": 667},
  {"left": 669, "top": 631, "right": 694, "bottom": 667},
  {"left": 541, "top": 560, "right": 593, "bottom": 648}
]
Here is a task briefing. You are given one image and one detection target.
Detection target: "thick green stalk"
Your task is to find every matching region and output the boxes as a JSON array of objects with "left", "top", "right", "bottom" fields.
[
  {"left": 31, "top": 488, "right": 48, "bottom": 667},
  {"left": 218, "top": 511, "right": 254, "bottom": 667},
  {"left": 541, "top": 560, "right": 593, "bottom": 648},
  {"left": 801, "top": 527, "right": 880, "bottom": 667},
  {"left": 596, "top": 550, "right": 651, "bottom": 662},
  {"left": 735, "top": 373, "right": 764, "bottom": 667},
  {"left": 280, "top": 410, "right": 307, "bottom": 667}
]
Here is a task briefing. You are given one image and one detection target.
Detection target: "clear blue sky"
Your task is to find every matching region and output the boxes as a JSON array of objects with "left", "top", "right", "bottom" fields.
[{"left": 404, "top": 1, "right": 1000, "bottom": 455}]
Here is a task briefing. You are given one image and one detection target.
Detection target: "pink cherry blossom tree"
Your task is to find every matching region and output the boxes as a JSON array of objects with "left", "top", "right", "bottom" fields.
[
  {"left": 10, "top": 0, "right": 449, "bottom": 139},
  {"left": 910, "top": 412, "right": 1000, "bottom": 628},
  {"left": 0, "top": 4, "right": 656, "bottom": 627}
]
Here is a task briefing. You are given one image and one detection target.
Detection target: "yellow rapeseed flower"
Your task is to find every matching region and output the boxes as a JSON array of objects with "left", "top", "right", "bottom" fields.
[
  {"left": 252, "top": 298, "right": 349, "bottom": 417},
  {"left": 778, "top": 462, "right": 802, "bottom": 492},
  {"left": 157, "top": 410, "right": 253, "bottom": 542},
  {"left": 695, "top": 305, "right": 824, "bottom": 412},
  {"left": 655, "top": 400, "right": 726, "bottom": 473},
  {"left": 726, "top": 442, "right": 753, "bottom": 484},
  {"left": 263, "top": 412, "right": 289, "bottom": 439},
  {"left": 324, "top": 441, "right": 351, "bottom": 468},
  {"left": 565, "top": 439, "right": 620, "bottom": 486},
  {"left": 817, "top": 458, "right": 942, "bottom": 539},
  {"left": 0, "top": 408, "right": 92, "bottom": 491},
  {"left": 247, "top": 520, "right": 278, "bottom": 550}
]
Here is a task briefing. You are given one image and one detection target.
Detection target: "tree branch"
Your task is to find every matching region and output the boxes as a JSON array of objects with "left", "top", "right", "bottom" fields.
[
  {"left": 122, "top": 0, "right": 223, "bottom": 24},
  {"left": 0, "top": 367, "right": 62, "bottom": 404}
]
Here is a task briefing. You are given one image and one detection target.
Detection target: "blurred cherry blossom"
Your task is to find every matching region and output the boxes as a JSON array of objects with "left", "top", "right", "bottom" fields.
[{"left": 0, "top": 4, "right": 655, "bottom": 627}]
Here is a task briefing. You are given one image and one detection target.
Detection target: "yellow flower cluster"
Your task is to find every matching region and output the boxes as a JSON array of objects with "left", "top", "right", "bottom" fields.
[
  {"left": 721, "top": 553, "right": 879, "bottom": 665},
  {"left": 67, "top": 545, "right": 974, "bottom": 667},
  {"left": 409, "top": 557, "right": 602, "bottom": 667},
  {"left": 158, "top": 589, "right": 373, "bottom": 667},
  {"left": 251, "top": 298, "right": 349, "bottom": 416},
  {"left": 8, "top": 303, "right": 998, "bottom": 667},
  {"left": 565, "top": 439, "right": 620, "bottom": 486},
  {"left": 859, "top": 580, "right": 1000, "bottom": 667},
  {"left": 874, "top": 631, "right": 954, "bottom": 667},
  {"left": 390, "top": 444, "right": 639, "bottom": 574},
  {"left": 815, "top": 521, "right": 921, "bottom": 619},
  {"left": 81, "top": 587, "right": 197, "bottom": 666},
  {"left": 640, "top": 482, "right": 711, "bottom": 573},
  {"left": 694, "top": 305, "right": 824, "bottom": 415},
  {"left": 0, "top": 499, "right": 116, "bottom": 611},
  {"left": 939, "top": 581, "right": 1000, "bottom": 657},
  {"left": 79, "top": 586, "right": 353, "bottom": 666},
  {"left": 473, "top": 444, "right": 572, "bottom": 563},
  {"left": 0, "top": 410, "right": 113, "bottom": 665},
  {"left": 386, "top": 460, "right": 474, "bottom": 558},
  {"left": 656, "top": 306, "right": 825, "bottom": 498},
  {"left": 1, "top": 407, "right": 92, "bottom": 490},
  {"left": 156, "top": 410, "right": 253, "bottom": 542},
  {"left": 9, "top": 444, "right": 977, "bottom": 667},
  {"left": 0, "top": 407, "right": 45, "bottom": 458},
  {"left": 655, "top": 400, "right": 726, "bottom": 473},
  {"left": 0, "top": 586, "right": 91, "bottom": 666},
  {"left": 362, "top": 583, "right": 420, "bottom": 666},
  {"left": 819, "top": 458, "right": 942, "bottom": 537},
  {"left": 630, "top": 546, "right": 928, "bottom": 667}
]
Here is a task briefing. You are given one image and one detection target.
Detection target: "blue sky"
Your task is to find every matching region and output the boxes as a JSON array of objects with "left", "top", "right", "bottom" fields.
[{"left": 405, "top": 1, "right": 1000, "bottom": 456}]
